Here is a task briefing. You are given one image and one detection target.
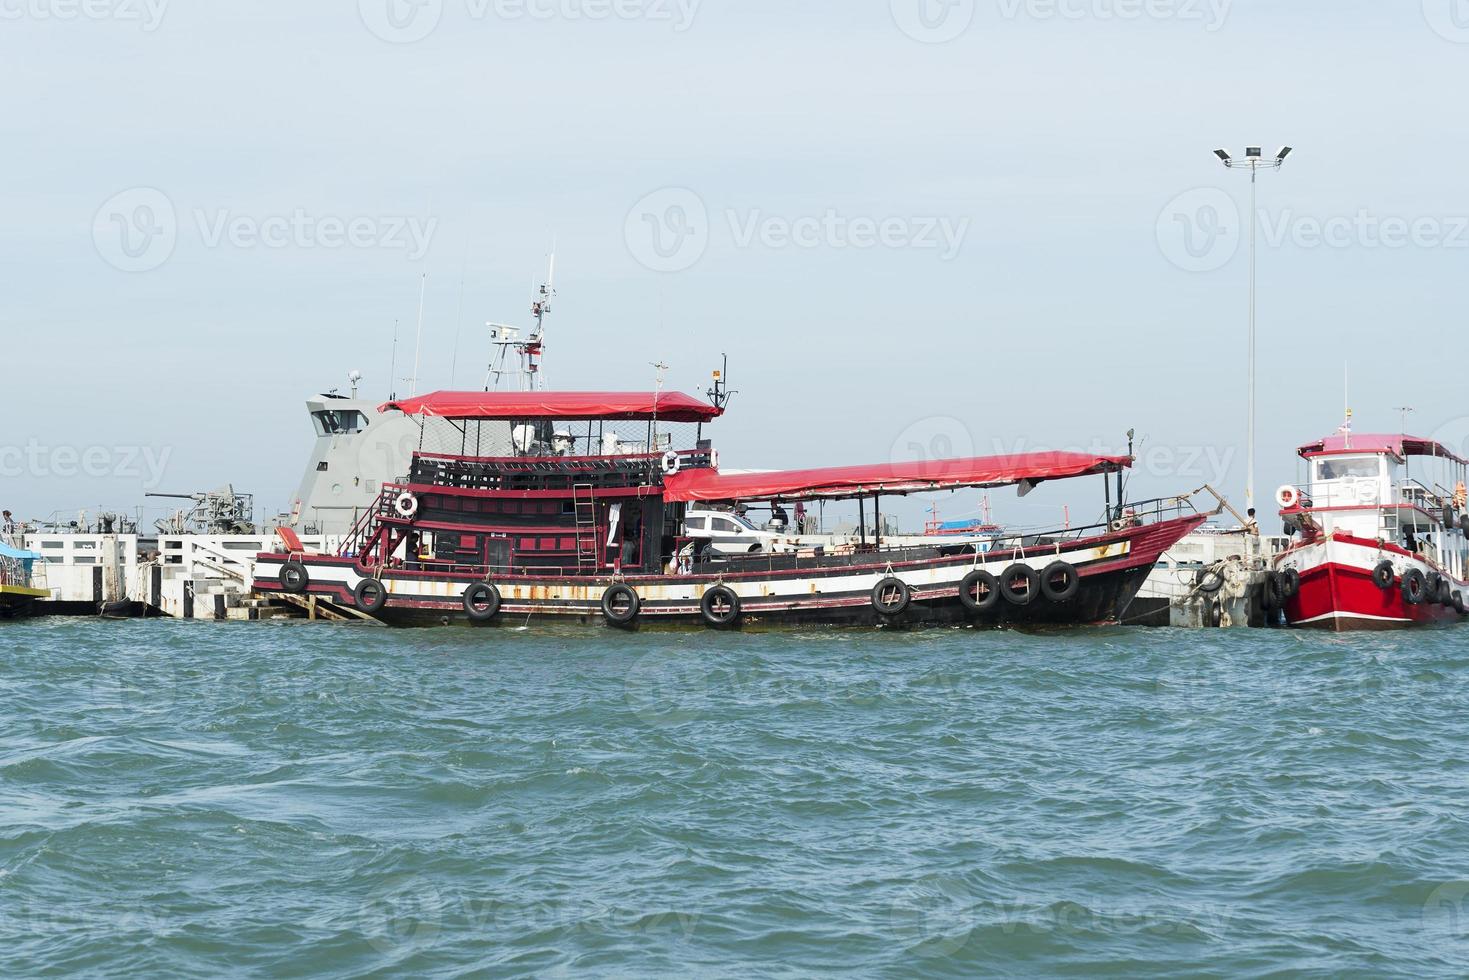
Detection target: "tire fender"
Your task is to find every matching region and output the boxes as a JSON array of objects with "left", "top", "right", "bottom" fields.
[
  {"left": 959, "top": 570, "right": 1001, "bottom": 613},
  {"left": 700, "top": 585, "right": 741, "bottom": 628},
  {"left": 872, "top": 577, "right": 912, "bottom": 617},
  {"left": 464, "top": 582, "right": 502, "bottom": 623},
  {"left": 354, "top": 577, "right": 389, "bottom": 614},
  {"left": 1000, "top": 565, "right": 1040, "bottom": 606},
  {"left": 602, "top": 584, "right": 641, "bottom": 626},
  {"left": 1039, "top": 561, "right": 1080, "bottom": 603}
]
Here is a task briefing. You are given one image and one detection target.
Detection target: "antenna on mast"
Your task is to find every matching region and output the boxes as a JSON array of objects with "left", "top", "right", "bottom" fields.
[
  {"left": 1395, "top": 406, "right": 1416, "bottom": 435},
  {"left": 527, "top": 249, "right": 555, "bottom": 391},
  {"left": 706, "top": 354, "right": 737, "bottom": 413},
  {"left": 485, "top": 255, "right": 558, "bottom": 392},
  {"left": 388, "top": 319, "right": 401, "bottom": 401},
  {"left": 409, "top": 271, "right": 428, "bottom": 396}
]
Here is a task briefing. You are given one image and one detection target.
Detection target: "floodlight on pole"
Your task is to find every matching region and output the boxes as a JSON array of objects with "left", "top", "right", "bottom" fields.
[{"left": 1214, "top": 143, "right": 1293, "bottom": 528}]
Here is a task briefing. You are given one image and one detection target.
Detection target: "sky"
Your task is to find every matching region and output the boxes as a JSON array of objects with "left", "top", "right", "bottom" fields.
[{"left": 3, "top": 0, "right": 1467, "bottom": 533}]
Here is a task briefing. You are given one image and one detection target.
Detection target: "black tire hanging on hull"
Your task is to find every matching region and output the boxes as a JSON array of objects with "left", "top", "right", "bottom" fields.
[
  {"left": 354, "top": 577, "right": 389, "bottom": 614},
  {"left": 700, "top": 586, "right": 741, "bottom": 628},
  {"left": 464, "top": 583, "right": 502, "bottom": 623},
  {"left": 279, "top": 561, "right": 309, "bottom": 595}
]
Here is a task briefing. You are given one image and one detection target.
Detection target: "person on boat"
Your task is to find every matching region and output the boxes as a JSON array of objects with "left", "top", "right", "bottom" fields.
[
  {"left": 770, "top": 502, "right": 789, "bottom": 531},
  {"left": 1404, "top": 527, "right": 1419, "bottom": 555},
  {"left": 794, "top": 502, "right": 808, "bottom": 534}
]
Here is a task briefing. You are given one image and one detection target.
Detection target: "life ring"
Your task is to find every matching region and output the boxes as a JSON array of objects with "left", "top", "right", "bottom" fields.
[
  {"left": 354, "top": 577, "right": 389, "bottom": 614},
  {"left": 602, "top": 584, "right": 641, "bottom": 627},
  {"left": 1276, "top": 485, "right": 1301, "bottom": 509},
  {"left": 872, "top": 577, "right": 912, "bottom": 617},
  {"left": 661, "top": 451, "right": 682, "bottom": 476},
  {"left": 1372, "top": 561, "right": 1395, "bottom": 591},
  {"left": 959, "top": 570, "right": 1001, "bottom": 613},
  {"left": 700, "top": 585, "right": 741, "bottom": 628},
  {"left": 464, "top": 582, "right": 501, "bottom": 623},
  {"left": 1039, "top": 561, "right": 1080, "bottom": 603},
  {"left": 279, "top": 560, "right": 309, "bottom": 594},
  {"left": 1000, "top": 565, "right": 1040, "bottom": 606},
  {"left": 1401, "top": 568, "right": 1427, "bottom": 606},
  {"left": 394, "top": 492, "right": 420, "bottom": 519}
]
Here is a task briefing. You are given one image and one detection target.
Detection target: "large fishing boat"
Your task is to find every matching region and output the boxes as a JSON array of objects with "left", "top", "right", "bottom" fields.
[
  {"left": 254, "top": 386, "right": 1211, "bottom": 629},
  {"left": 1272, "top": 430, "right": 1469, "bottom": 630}
]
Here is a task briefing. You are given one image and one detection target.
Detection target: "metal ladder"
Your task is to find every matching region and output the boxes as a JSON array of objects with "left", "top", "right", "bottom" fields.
[{"left": 573, "top": 484, "right": 598, "bottom": 571}]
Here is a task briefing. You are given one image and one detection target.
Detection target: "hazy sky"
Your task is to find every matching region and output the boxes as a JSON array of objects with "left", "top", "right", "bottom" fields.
[{"left": 4, "top": 0, "right": 1467, "bottom": 531}]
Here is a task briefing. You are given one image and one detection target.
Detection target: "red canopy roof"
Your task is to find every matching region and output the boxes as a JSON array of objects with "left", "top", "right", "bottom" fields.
[
  {"left": 1298, "top": 433, "right": 1467, "bottom": 466},
  {"left": 381, "top": 391, "right": 723, "bottom": 423},
  {"left": 662, "top": 452, "right": 1130, "bottom": 503}
]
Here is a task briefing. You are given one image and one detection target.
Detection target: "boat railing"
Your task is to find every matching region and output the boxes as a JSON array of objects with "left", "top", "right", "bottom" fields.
[{"left": 407, "top": 448, "right": 715, "bottom": 492}]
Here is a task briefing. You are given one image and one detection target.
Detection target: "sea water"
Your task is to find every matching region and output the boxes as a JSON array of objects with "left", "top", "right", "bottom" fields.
[{"left": 2, "top": 618, "right": 1468, "bottom": 977}]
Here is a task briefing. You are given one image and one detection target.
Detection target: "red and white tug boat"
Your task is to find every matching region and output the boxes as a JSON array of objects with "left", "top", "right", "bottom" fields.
[
  {"left": 1273, "top": 431, "right": 1469, "bottom": 630},
  {"left": 254, "top": 389, "right": 1211, "bottom": 629}
]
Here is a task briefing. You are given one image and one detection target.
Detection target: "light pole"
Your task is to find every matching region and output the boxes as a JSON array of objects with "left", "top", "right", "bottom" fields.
[{"left": 1214, "top": 145, "right": 1292, "bottom": 529}]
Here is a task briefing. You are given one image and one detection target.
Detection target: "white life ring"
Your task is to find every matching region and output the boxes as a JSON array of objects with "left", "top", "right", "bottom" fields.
[
  {"left": 1276, "top": 485, "right": 1301, "bottom": 509},
  {"left": 661, "top": 450, "right": 682, "bottom": 476},
  {"left": 394, "top": 491, "right": 420, "bottom": 519}
]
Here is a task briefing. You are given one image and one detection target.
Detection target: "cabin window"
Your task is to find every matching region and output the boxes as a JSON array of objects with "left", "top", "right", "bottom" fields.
[
  {"left": 712, "top": 517, "right": 742, "bottom": 533},
  {"left": 687, "top": 517, "right": 707, "bottom": 531},
  {"left": 312, "top": 410, "right": 368, "bottom": 436},
  {"left": 1316, "top": 456, "right": 1381, "bottom": 481}
]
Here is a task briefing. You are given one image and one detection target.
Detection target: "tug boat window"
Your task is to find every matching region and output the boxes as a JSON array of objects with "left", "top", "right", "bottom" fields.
[
  {"left": 313, "top": 410, "right": 368, "bottom": 436},
  {"left": 1316, "top": 456, "right": 1381, "bottom": 481}
]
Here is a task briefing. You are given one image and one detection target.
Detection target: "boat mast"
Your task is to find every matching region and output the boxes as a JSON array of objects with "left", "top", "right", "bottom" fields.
[{"left": 486, "top": 256, "right": 556, "bottom": 392}]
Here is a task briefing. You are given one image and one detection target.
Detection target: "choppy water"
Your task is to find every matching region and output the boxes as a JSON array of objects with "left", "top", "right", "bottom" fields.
[{"left": 3, "top": 619, "right": 1469, "bottom": 977}]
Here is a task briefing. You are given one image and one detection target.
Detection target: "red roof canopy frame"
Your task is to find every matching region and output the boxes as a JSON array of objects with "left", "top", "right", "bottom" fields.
[
  {"left": 381, "top": 391, "right": 724, "bottom": 424},
  {"left": 662, "top": 452, "right": 1131, "bottom": 503},
  {"left": 1297, "top": 433, "right": 1467, "bottom": 467}
]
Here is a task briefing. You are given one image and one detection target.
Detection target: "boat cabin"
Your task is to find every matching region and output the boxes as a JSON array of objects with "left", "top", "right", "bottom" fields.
[
  {"left": 1289, "top": 433, "right": 1469, "bottom": 576},
  {"left": 343, "top": 391, "right": 724, "bottom": 577}
]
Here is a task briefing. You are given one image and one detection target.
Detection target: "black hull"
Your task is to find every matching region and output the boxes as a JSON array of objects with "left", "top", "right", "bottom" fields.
[{"left": 349, "top": 564, "right": 1154, "bottom": 631}]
